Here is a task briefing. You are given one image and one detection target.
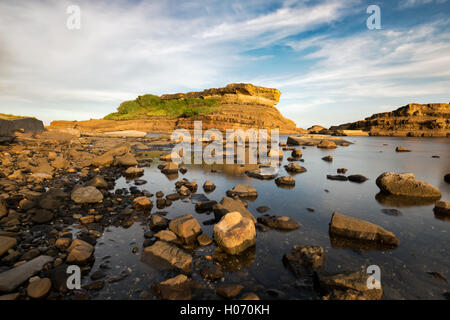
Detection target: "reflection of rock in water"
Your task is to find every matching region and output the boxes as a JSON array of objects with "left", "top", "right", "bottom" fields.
[
  {"left": 330, "top": 236, "right": 398, "bottom": 251},
  {"left": 375, "top": 192, "right": 438, "bottom": 207},
  {"left": 164, "top": 173, "right": 179, "bottom": 181},
  {"left": 212, "top": 246, "right": 256, "bottom": 272}
]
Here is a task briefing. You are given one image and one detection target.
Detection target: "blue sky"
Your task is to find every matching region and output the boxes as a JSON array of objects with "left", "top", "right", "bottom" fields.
[{"left": 0, "top": 0, "right": 449, "bottom": 128}]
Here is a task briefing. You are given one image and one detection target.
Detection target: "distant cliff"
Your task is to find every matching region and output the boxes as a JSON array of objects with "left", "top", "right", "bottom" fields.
[
  {"left": 49, "top": 83, "right": 301, "bottom": 134},
  {"left": 330, "top": 103, "right": 450, "bottom": 137}
]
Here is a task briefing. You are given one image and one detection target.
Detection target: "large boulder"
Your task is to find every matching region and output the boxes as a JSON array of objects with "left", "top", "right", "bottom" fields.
[
  {"left": 66, "top": 239, "right": 94, "bottom": 265},
  {"left": 213, "top": 197, "right": 256, "bottom": 223},
  {"left": 0, "top": 117, "right": 44, "bottom": 136},
  {"left": 329, "top": 212, "right": 398, "bottom": 246},
  {"left": 376, "top": 172, "right": 441, "bottom": 198},
  {"left": 213, "top": 211, "right": 256, "bottom": 255},
  {"left": 143, "top": 241, "right": 192, "bottom": 272},
  {"left": 71, "top": 186, "right": 104, "bottom": 204},
  {"left": 168, "top": 214, "right": 202, "bottom": 244}
]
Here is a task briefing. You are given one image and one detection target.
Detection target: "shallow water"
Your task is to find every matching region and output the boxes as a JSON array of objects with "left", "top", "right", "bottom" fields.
[{"left": 80, "top": 136, "right": 450, "bottom": 300}]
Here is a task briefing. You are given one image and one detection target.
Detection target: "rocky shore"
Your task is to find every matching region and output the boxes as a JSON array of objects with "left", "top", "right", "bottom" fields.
[{"left": 0, "top": 128, "right": 448, "bottom": 300}]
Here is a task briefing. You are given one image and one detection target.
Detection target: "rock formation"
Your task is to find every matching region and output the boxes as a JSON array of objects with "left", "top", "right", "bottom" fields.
[
  {"left": 48, "top": 83, "right": 302, "bottom": 134},
  {"left": 330, "top": 103, "right": 450, "bottom": 137},
  {"left": 0, "top": 114, "right": 44, "bottom": 143}
]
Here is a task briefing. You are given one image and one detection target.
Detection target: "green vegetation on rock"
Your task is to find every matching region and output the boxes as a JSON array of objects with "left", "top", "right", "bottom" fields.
[
  {"left": 0, "top": 113, "right": 35, "bottom": 120},
  {"left": 104, "top": 94, "right": 220, "bottom": 120}
]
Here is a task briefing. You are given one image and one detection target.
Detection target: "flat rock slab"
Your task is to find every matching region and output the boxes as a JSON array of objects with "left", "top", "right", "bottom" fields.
[
  {"left": 143, "top": 241, "right": 192, "bottom": 272},
  {"left": 0, "top": 255, "right": 53, "bottom": 292},
  {"left": 329, "top": 212, "right": 398, "bottom": 247}
]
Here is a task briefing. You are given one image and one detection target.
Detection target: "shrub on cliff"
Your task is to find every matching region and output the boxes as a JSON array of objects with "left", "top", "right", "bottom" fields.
[{"left": 104, "top": 94, "right": 219, "bottom": 120}]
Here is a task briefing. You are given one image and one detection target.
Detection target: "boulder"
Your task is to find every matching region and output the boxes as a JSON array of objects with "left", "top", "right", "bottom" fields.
[
  {"left": 226, "top": 184, "right": 258, "bottom": 198},
  {"left": 283, "top": 245, "right": 325, "bottom": 277},
  {"left": 322, "top": 155, "right": 333, "bottom": 162},
  {"left": 133, "top": 197, "right": 153, "bottom": 211},
  {"left": 66, "top": 239, "right": 94, "bottom": 265},
  {"left": 86, "top": 175, "right": 108, "bottom": 189},
  {"left": 143, "top": 241, "right": 192, "bottom": 272},
  {"left": 0, "top": 255, "right": 54, "bottom": 292},
  {"left": 168, "top": 214, "right": 202, "bottom": 244},
  {"left": 329, "top": 212, "right": 398, "bottom": 246},
  {"left": 376, "top": 172, "right": 441, "bottom": 198},
  {"left": 257, "top": 215, "right": 301, "bottom": 230},
  {"left": 0, "top": 236, "right": 17, "bottom": 256},
  {"left": 275, "top": 176, "right": 295, "bottom": 186},
  {"left": 317, "top": 140, "right": 337, "bottom": 149},
  {"left": 284, "top": 163, "right": 306, "bottom": 173},
  {"left": 318, "top": 269, "right": 382, "bottom": 300},
  {"left": 203, "top": 181, "right": 216, "bottom": 192},
  {"left": 149, "top": 214, "right": 169, "bottom": 231},
  {"left": 115, "top": 153, "right": 138, "bottom": 166},
  {"left": 124, "top": 166, "right": 144, "bottom": 177},
  {"left": 27, "top": 277, "right": 51, "bottom": 299},
  {"left": 153, "top": 274, "right": 192, "bottom": 300},
  {"left": 245, "top": 167, "right": 278, "bottom": 180},
  {"left": 348, "top": 174, "right": 368, "bottom": 183},
  {"left": 161, "top": 162, "right": 179, "bottom": 174},
  {"left": 91, "top": 154, "right": 114, "bottom": 167},
  {"left": 31, "top": 209, "right": 53, "bottom": 224},
  {"left": 434, "top": 201, "right": 450, "bottom": 216},
  {"left": 213, "top": 197, "right": 256, "bottom": 223},
  {"left": 71, "top": 186, "right": 103, "bottom": 204},
  {"left": 154, "top": 230, "right": 177, "bottom": 243},
  {"left": 213, "top": 212, "right": 256, "bottom": 255}
]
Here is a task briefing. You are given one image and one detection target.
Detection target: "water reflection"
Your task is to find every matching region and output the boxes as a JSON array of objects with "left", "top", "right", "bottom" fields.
[{"left": 375, "top": 193, "right": 439, "bottom": 207}]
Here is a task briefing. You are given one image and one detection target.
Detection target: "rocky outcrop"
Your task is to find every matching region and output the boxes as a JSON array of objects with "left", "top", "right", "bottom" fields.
[
  {"left": 330, "top": 103, "right": 450, "bottom": 137},
  {"left": 47, "top": 83, "right": 302, "bottom": 134},
  {"left": 0, "top": 116, "right": 44, "bottom": 144}
]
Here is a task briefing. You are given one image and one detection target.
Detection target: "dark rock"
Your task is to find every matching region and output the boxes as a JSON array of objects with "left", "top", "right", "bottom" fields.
[
  {"left": 257, "top": 215, "right": 300, "bottom": 231},
  {"left": 217, "top": 284, "right": 244, "bottom": 298},
  {"left": 326, "top": 175, "right": 348, "bottom": 181},
  {"left": 200, "top": 264, "right": 224, "bottom": 280},
  {"left": 322, "top": 156, "right": 333, "bottom": 162},
  {"left": 348, "top": 174, "right": 368, "bottom": 183},
  {"left": 380, "top": 208, "right": 403, "bottom": 216}
]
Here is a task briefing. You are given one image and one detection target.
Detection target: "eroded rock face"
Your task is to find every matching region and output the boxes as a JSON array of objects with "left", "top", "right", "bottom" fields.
[
  {"left": 376, "top": 172, "right": 441, "bottom": 198},
  {"left": 329, "top": 103, "right": 450, "bottom": 137},
  {"left": 213, "top": 211, "right": 256, "bottom": 255},
  {"left": 48, "top": 83, "right": 302, "bottom": 134},
  {"left": 329, "top": 212, "right": 399, "bottom": 246}
]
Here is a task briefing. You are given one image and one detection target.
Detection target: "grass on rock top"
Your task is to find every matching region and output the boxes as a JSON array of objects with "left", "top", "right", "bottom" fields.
[
  {"left": 104, "top": 94, "right": 220, "bottom": 120},
  {"left": 0, "top": 113, "right": 35, "bottom": 120}
]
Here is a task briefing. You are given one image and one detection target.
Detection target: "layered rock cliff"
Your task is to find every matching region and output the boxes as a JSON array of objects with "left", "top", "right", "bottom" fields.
[
  {"left": 330, "top": 103, "right": 450, "bottom": 137},
  {"left": 49, "top": 83, "right": 301, "bottom": 134}
]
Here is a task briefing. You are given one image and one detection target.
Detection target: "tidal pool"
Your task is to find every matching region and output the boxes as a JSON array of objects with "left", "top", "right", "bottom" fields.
[{"left": 80, "top": 135, "right": 450, "bottom": 300}]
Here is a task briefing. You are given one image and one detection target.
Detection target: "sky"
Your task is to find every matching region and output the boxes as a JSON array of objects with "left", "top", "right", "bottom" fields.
[{"left": 0, "top": 0, "right": 449, "bottom": 128}]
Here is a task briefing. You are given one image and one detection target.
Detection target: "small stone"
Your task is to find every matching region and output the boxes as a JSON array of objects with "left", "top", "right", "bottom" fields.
[
  {"left": 197, "top": 233, "right": 213, "bottom": 246},
  {"left": 322, "top": 156, "right": 333, "bottom": 162},
  {"left": 27, "top": 277, "right": 51, "bottom": 299},
  {"left": 348, "top": 174, "right": 368, "bottom": 183},
  {"left": 71, "top": 186, "right": 103, "bottom": 204},
  {"left": 395, "top": 146, "right": 411, "bottom": 152},
  {"left": 133, "top": 197, "right": 153, "bottom": 212}
]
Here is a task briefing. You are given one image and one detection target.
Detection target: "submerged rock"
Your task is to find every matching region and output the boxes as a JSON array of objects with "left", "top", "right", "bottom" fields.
[
  {"left": 143, "top": 241, "right": 192, "bottom": 272},
  {"left": 283, "top": 245, "right": 324, "bottom": 278},
  {"left": 376, "top": 172, "right": 441, "bottom": 198},
  {"left": 329, "top": 212, "right": 398, "bottom": 246},
  {"left": 257, "top": 215, "right": 300, "bottom": 231},
  {"left": 318, "top": 269, "right": 383, "bottom": 300},
  {"left": 213, "top": 212, "right": 256, "bottom": 255}
]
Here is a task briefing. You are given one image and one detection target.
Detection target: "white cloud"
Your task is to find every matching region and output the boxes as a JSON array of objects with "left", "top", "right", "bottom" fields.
[{"left": 399, "top": 0, "right": 448, "bottom": 8}]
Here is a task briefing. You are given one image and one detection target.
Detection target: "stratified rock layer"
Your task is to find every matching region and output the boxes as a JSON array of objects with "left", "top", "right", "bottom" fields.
[
  {"left": 48, "top": 83, "right": 301, "bottom": 134},
  {"left": 330, "top": 103, "right": 450, "bottom": 137}
]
